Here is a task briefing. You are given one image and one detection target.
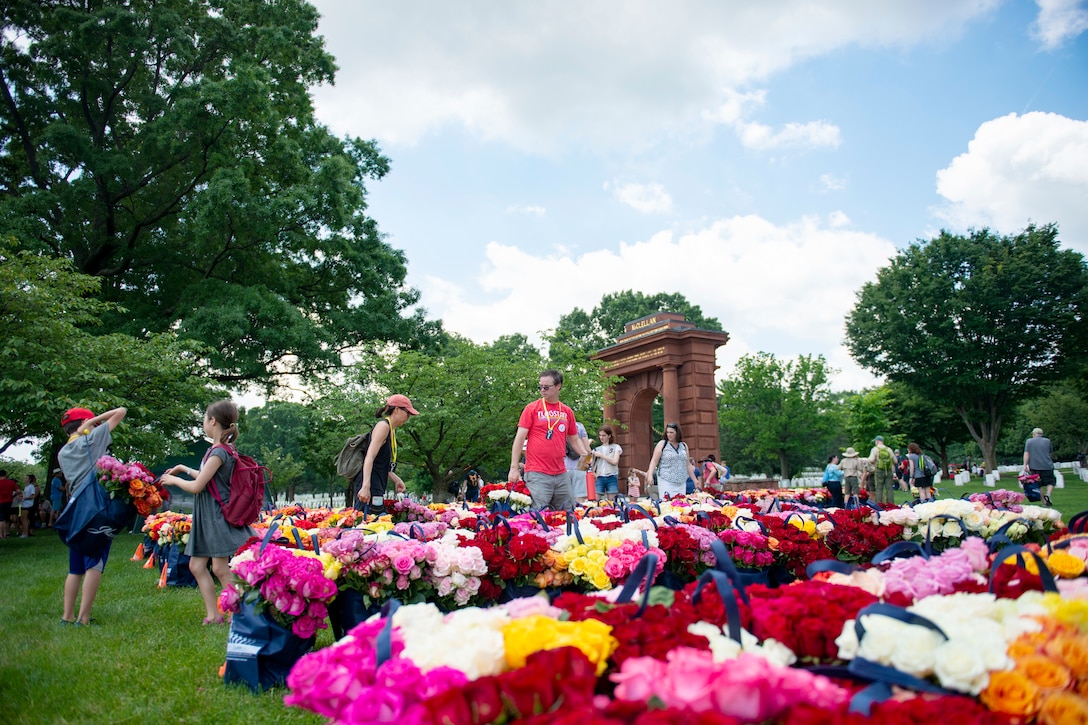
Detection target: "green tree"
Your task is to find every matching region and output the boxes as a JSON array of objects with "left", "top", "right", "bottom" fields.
[
  {"left": 243, "top": 401, "right": 325, "bottom": 500},
  {"left": 1011, "top": 381, "right": 1088, "bottom": 460},
  {"left": 312, "top": 337, "right": 542, "bottom": 502},
  {"left": 0, "top": 238, "right": 217, "bottom": 461},
  {"left": 548, "top": 290, "right": 724, "bottom": 355},
  {"left": 846, "top": 224, "right": 1088, "bottom": 471},
  {"left": 885, "top": 381, "right": 969, "bottom": 474},
  {"left": 0, "top": 0, "right": 439, "bottom": 385},
  {"left": 841, "top": 387, "right": 898, "bottom": 453},
  {"left": 717, "top": 353, "right": 838, "bottom": 479}
]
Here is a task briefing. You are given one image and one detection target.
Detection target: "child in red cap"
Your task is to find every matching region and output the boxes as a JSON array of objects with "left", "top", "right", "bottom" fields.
[{"left": 57, "top": 406, "right": 127, "bottom": 626}]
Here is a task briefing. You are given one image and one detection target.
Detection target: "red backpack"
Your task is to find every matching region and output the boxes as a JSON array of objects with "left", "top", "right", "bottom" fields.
[{"left": 207, "top": 444, "right": 271, "bottom": 527}]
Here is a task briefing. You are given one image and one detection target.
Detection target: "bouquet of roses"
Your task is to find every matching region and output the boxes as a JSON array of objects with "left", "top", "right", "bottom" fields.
[
  {"left": 96, "top": 455, "right": 164, "bottom": 516},
  {"left": 824, "top": 509, "right": 904, "bottom": 562},
  {"left": 390, "top": 498, "right": 439, "bottom": 523},
  {"left": 220, "top": 540, "right": 338, "bottom": 638},
  {"left": 747, "top": 580, "right": 878, "bottom": 663},
  {"left": 460, "top": 527, "right": 552, "bottom": 601},
  {"left": 716, "top": 528, "right": 775, "bottom": 569},
  {"left": 480, "top": 481, "right": 533, "bottom": 512},
  {"left": 142, "top": 511, "right": 192, "bottom": 546},
  {"left": 761, "top": 515, "right": 835, "bottom": 579},
  {"left": 324, "top": 532, "right": 436, "bottom": 607}
]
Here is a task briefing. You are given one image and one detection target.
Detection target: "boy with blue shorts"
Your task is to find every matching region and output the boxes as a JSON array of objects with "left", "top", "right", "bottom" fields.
[{"left": 57, "top": 406, "right": 126, "bottom": 626}]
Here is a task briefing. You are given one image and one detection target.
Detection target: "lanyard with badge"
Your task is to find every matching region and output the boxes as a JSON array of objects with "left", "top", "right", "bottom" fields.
[
  {"left": 386, "top": 417, "right": 397, "bottom": 472},
  {"left": 541, "top": 399, "right": 559, "bottom": 439}
]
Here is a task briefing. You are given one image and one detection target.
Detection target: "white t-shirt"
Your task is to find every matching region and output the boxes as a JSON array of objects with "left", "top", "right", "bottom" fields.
[
  {"left": 594, "top": 444, "right": 622, "bottom": 476},
  {"left": 20, "top": 483, "right": 36, "bottom": 509}
]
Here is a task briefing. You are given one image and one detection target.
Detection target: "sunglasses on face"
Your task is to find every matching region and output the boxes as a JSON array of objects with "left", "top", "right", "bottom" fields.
[{"left": 539, "top": 384, "right": 555, "bottom": 392}]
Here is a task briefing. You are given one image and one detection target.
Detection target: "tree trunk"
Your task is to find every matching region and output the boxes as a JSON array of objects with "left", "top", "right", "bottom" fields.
[
  {"left": 956, "top": 401, "right": 1004, "bottom": 473},
  {"left": 778, "top": 450, "right": 790, "bottom": 480}
]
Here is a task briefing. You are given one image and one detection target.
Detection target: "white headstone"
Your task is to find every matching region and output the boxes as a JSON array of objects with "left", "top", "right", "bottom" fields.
[
  {"left": 1056, "top": 471, "right": 1065, "bottom": 489},
  {"left": 984, "top": 473, "right": 996, "bottom": 487}
]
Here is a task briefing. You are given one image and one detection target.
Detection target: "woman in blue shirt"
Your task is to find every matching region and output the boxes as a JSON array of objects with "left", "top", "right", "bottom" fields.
[{"left": 823, "top": 454, "right": 845, "bottom": 508}]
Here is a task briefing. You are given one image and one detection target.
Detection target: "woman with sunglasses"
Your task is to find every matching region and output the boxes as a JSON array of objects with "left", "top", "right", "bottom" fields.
[{"left": 636, "top": 422, "right": 697, "bottom": 499}]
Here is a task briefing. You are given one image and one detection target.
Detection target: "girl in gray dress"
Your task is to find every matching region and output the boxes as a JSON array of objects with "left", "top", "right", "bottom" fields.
[{"left": 160, "top": 400, "right": 254, "bottom": 625}]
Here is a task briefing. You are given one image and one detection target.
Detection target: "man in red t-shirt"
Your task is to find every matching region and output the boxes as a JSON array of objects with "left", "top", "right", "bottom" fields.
[
  {"left": 508, "top": 369, "right": 590, "bottom": 509},
  {"left": 0, "top": 470, "right": 20, "bottom": 539}
]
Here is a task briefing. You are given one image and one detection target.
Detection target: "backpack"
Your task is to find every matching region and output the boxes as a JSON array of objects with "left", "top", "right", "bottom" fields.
[
  {"left": 207, "top": 444, "right": 270, "bottom": 527},
  {"left": 876, "top": 446, "right": 894, "bottom": 472},
  {"left": 919, "top": 454, "right": 938, "bottom": 476},
  {"left": 335, "top": 433, "right": 371, "bottom": 480}
]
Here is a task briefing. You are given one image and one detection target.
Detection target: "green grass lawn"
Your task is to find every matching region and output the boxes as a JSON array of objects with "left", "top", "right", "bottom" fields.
[
  {"left": 2, "top": 475, "right": 1083, "bottom": 723},
  {"left": 890, "top": 472, "right": 1088, "bottom": 522},
  {"left": 0, "top": 532, "right": 327, "bottom": 725}
]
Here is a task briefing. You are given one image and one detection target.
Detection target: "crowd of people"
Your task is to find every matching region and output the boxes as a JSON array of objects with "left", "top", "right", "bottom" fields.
[
  {"left": 6, "top": 368, "right": 1065, "bottom": 631},
  {"left": 0, "top": 468, "right": 67, "bottom": 539}
]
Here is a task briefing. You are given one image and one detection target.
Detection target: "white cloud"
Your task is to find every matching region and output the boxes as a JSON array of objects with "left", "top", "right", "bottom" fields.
[
  {"left": 1032, "top": 0, "right": 1088, "bottom": 49},
  {"left": 310, "top": 0, "right": 1001, "bottom": 152},
  {"left": 605, "top": 181, "right": 674, "bottom": 214},
  {"left": 935, "top": 112, "right": 1088, "bottom": 253},
  {"left": 506, "top": 204, "right": 546, "bottom": 216},
  {"left": 735, "top": 119, "right": 842, "bottom": 150},
  {"left": 420, "top": 212, "right": 895, "bottom": 390},
  {"left": 820, "top": 174, "right": 848, "bottom": 192}
]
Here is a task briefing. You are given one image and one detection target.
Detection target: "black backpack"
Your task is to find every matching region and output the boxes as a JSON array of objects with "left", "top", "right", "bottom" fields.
[{"left": 335, "top": 433, "right": 370, "bottom": 480}]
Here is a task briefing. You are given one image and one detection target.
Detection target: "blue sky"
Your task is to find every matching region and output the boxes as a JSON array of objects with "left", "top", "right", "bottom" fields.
[{"left": 309, "top": 0, "right": 1088, "bottom": 390}]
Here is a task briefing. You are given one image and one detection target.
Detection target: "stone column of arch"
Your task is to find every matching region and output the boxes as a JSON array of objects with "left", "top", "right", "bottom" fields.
[{"left": 591, "top": 312, "right": 730, "bottom": 478}]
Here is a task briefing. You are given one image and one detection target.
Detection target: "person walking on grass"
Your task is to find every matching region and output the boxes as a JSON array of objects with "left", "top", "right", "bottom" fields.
[
  {"left": 867, "top": 436, "right": 899, "bottom": 506},
  {"left": 159, "top": 400, "right": 255, "bottom": 625},
  {"left": 0, "top": 469, "right": 19, "bottom": 539},
  {"left": 1024, "top": 427, "right": 1056, "bottom": 507},
  {"left": 57, "top": 406, "right": 127, "bottom": 626}
]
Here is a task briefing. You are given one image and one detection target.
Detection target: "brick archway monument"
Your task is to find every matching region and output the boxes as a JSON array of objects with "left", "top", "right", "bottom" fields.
[{"left": 592, "top": 312, "right": 730, "bottom": 475}]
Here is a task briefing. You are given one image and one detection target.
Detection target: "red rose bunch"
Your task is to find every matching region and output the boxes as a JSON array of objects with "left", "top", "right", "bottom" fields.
[
  {"left": 414, "top": 646, "right": 598, "bottom": 725},
  {"left": 823, "top": 509, "right": 904, "bottom": 562},
  {"left": 746, "top": 580, "right": 878, "bottom": 663},
  {"left": 461, "top": 527, "right": 551, "bottom": 592},
  {"left": 656, "top": 526, "right": 706, "bottom": 579},
  {"left": 760, "top": 517, "right": 835, "bottom": 579},
  {"left": 552, "top": 590, "right": 715, "bottom": 669},
  {"left": 783, "top": 694, "right": 1014, "bottom": 725}
]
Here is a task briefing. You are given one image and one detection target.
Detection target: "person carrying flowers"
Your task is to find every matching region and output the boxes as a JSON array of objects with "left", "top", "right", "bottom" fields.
[
  {"left": 57, "top": 405, "right": 127, "bottom": 626},
  {"left": 159, "top": 400, "right": 253, "bottom": 625}
]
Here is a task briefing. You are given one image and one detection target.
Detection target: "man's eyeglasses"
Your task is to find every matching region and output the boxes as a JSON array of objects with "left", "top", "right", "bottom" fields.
[{"left": 539, "top": 384, "right": 555, "bottom": 392}]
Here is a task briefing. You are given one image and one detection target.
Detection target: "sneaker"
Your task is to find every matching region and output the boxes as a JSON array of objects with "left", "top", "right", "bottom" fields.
[
  {"left": 1044, "top": 495, "right": 1053, "bottom": 506},
  {"left": 18, "top": 534, "right": 28, "bottom": 538}
]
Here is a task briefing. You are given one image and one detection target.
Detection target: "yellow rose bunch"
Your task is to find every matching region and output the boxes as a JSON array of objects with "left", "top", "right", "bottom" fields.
[
  {"left": 558, "top": 538, "right": 614, "bottom": 590},
  {"left": 502, "top": 615, "right": 617, "bottom": 675}
]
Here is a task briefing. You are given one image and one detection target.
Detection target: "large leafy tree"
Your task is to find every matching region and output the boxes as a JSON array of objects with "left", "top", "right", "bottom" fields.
[
  {"left": 717, "top": 353, "right": 838, "bottom": 479},
  {"left": 548, "top": 290, "right": 724, "bottom": 355},
  {"left": 0, "top": 0, "right": 438, "bottom": 385},
  {"left": 885, "top": 382, "right": 969, "bottom": 474},
  {"left": 1009, "top": 381, "right": 1088, "bottom": 460},
  {"left": 0, "top": 237, "right": 217, "bottom": 460},
  {"left": 846, "top": 225, "right": 1088, "bottom": 470}
]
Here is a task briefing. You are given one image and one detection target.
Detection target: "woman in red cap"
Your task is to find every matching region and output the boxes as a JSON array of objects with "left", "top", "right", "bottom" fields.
[{"left": 354, "top": 394, "right": 418, "bottom": 515}]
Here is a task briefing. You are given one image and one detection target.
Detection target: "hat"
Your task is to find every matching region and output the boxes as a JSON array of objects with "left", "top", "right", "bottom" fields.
[
  {"left": 386, "top": 394, "right": 419, "bottom": 415},
  {"left": 53, "top": 468, "right": 62, "bottom": 474},
  {"left": 842, "top": 447, "right": 859, "bottom": 458},
  {"left": 873, "top": 436, "right": 884, "bottom": 443},
  {"left": 61, "top": 407, "right": 95, "bottom": 427}
]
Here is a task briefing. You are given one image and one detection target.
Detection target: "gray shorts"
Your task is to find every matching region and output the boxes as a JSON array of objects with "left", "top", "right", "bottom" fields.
[{"left": 525, "top": 471, "right": 574, "bottom": 510}]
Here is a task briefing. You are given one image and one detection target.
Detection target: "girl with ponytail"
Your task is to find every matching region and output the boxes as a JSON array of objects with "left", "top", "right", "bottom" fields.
[{"left": 160, "top": 400, "right": 253, "bottom": 624}]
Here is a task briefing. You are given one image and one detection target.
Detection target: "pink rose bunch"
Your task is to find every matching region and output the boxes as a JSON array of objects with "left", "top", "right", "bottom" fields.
[
  {"left": 678, "top": 523, "right": 720, "bottom": 567},
  {"left": 603, "top": 539, "right": 666, "bottom": 582},
  {"left": 427, "top": 539, "right": 488, "bottom": 607},
  {"left": 612, "top": 647, "right": 848, "bottom": 720},
  {"left": 222, "top": 543, "right": 338, "bottom": 638},
  {"left": 969, "top": 489, "right": 1025, "bottom": 512},
  {"left": 392, "top": 521, "right": 449, "bottom": 540},
  {"left": 882, "top": 536, "right": 990, "bottom": 602},
  {"left": 391, "top": 498, "right": 438, "bottom": 523},
  {"left": 718, "top": 528, "right": 776, "bottom": 568},
  {"left": 329, "top": 537, "right": 438, "bottom": 604},
  {"left": 285, "top": 617, "right": 468, "bottom": 723}
]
